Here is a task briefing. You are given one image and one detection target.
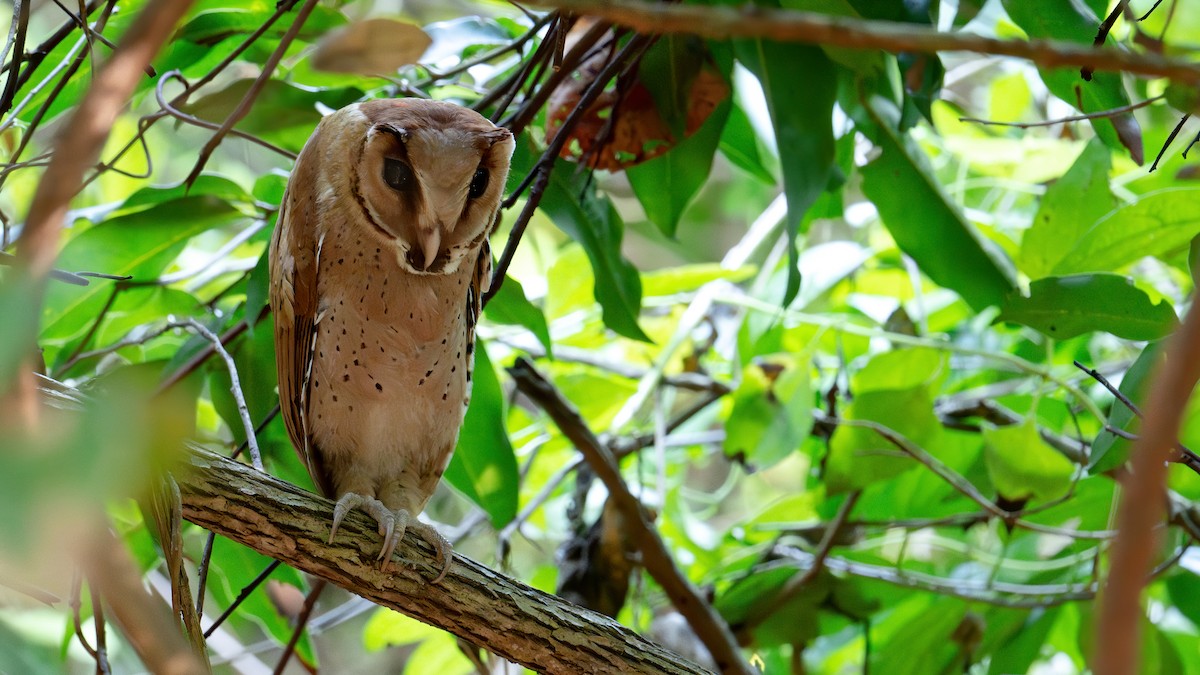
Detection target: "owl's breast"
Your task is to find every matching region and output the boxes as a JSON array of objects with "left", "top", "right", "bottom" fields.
[{"left": 306, "top": 233, "right": 474, "bottom": 495}]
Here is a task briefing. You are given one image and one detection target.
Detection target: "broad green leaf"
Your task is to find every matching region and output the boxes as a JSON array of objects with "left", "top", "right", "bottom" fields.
[
  {"left": 869, "top": 595, "right": 966, "bottom": 675},
  {"left": 1166, "top": 573, "right": 1200, "bottom": 631},
  {"left": 1003, "top": 0, "right": 1143, "bottom": 161},
  {"left": 983, "top": 418, "right": 1075, "bottom": 501},
  {"left": 119, "top": 174, "right": 254, "bottom": 214},
  {"left": 723, "top": 353, "right": 813, "bottom": 469},
  {"left": 364, "top": 607, "right": 449, "bottom": 650},
  {"left": 176, "top": 6, "right": 345, "bottom": 45},
  {"left": 1091, "top": 342, "right": 1162, "bottom": 473},
  {"left": 642, "top": 263, "right": 755, "bottom": 297},
  {"left": 999, "top": 273, "right": 1178, "bottom": 341},
  {"left": 714, "top": 566, "right": 825, "bottom": 647},
  {"left": 366, "top": 608, "right": 486, "bottom": 675},
  {"left": 734, "top": 39, "right": 837, "bottom": 305},
  {"left": 861, "top": 96, "right": 1017, "bottom": 311},
  {"left": 627, "top": 100, "right": 730, "bottom": 237},
  {"left": 243, "top": 248, "right": 272, "bottom": 337},
  {"left": 1018, "top": 139, "right": 1114, "bottom": 278},
  {"left": 1052, "top": 189, "right": 1200, "bottom": 274},
  {"left": 637, "top": 35, "right": 705, "bottom": 140},
  {"left": 53, "top": 286, "right": 202, "bottom": 374},
  {"left": 181, "top": 80, "right": 363, "bottom": 152},
  {"left": 483, "top": 276, "right": 552, "bottom": 357},
  {"left": 851, "top": 347, "right": 947, "bottom": 393},
  {"left": 825, "top": 386, "right": 939, "bottom": 493},
  {"left": 540, "top": 164, "right": 650, "bottom": 342},
  {"left": 206, "top": 539, "right": 315, "bottom": 664},
  {"left": 445, "top": 341, "right": 518, "bottom": 528},
  {"left": 719, "top": 103, "right": 775, "bottom": 184},
  {"left": 986, "top": 607, "right": 1061, "bottom": 675},
  {"left": 41, "top": 196, "right": 246, "bottom": 341}
]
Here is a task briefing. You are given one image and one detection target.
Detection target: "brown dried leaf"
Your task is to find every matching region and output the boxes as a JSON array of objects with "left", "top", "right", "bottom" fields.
[{"left": 311, "top": 18, "right": 431, "bottom": 75}]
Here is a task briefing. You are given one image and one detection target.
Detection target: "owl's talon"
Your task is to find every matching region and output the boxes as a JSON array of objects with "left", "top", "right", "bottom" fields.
[{"left": 329, "top": 493, "right": 401, "bottom": 565}]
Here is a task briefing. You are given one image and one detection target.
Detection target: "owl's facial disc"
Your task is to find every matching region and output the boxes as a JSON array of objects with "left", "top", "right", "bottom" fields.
[{"left": 352, "top": 100, "right": 514, "bottom": 275}]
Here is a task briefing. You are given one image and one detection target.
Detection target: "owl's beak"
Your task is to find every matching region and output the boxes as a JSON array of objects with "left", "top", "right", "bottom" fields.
[{"left": 419, "top": 229, "right": 441, "bottom": 271}]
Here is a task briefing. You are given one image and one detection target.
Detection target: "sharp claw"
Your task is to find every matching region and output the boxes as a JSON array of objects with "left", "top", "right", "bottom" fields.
[{"left": 326, "top": 493, "right": 454, "bottom": 581}]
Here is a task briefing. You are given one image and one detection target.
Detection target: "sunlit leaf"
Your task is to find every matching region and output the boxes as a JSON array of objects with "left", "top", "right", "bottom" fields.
[
  {"left": 1018, "top": 139, "right": 1114, "bottom": 278},
  {"left": 445, "top": 341, "right": 518, "bottom": 528},
  {"left": 723, "top": 353, "right": 813, "bottom": 469},
  {"left": 825, "top": 386, "right": 939, "bottom": 493},
  {"left": 483, "top": 276, "right": 552, "bottom": 356},
  {"left": 540, "top": 164, "right": 650, "bottom": 342},
  {"left": 999, "top": 273, "right": 1178, "bottom": 341},
  {"left": 734, "top": 39, "right": 837, "bottom": 304},
  {"left": 861, "top": 95, "right": 1017, "bottom": 311},
  {"left": 1052, "top": 188, "right": 1200, "bottom": 274},
  {"left": 983, "top": 418, "right": 1075, "bottom": 502}
]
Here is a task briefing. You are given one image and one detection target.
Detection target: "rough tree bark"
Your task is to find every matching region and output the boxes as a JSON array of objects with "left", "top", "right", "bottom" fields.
[{"left": 175, "top": 445, "right": 714, "bottom": 675}]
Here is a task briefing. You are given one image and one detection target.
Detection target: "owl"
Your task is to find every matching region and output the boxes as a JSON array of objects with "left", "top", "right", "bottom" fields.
[{"left": 269, "top": 98, "right": 515, "bottom": 581}]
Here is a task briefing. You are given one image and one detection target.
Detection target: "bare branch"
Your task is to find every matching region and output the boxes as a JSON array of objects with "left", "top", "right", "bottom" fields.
[
  {"left": 1095, "top": 307, "right": 1200, "bottom": 673},
  {"left": 508, "top": 358, "right": 752, "bottom": 675},
  {"left": 528, "top": 0, "right": 1200, "bottom": 84}
]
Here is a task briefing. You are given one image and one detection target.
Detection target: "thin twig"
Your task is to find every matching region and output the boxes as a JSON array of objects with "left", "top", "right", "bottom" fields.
[
  {"left": 529, "top": 0, "right": 1200, "bottom": 84},
  {"left": 960, "top": 95, "right": 1162, "bottom": 128},
  {"left": 0, "top": 0, "right": 28, "bottom": 115},
  {"left": 744, "top": 491, "right": 861, "bottom": 633},
  {"left": 175, "top": 319, "right": 263, "bottom": 470},
  {"left": 183, "top": 0, "right": 320, "bottom": 187},
  {"left": 1083, "top": 0, "right": 1131, "bottom": 80},
  {"left": 272, "top": 580, "right": 326, "bottom": 675},
  {"left": 203, "top": 560, "right": 282, "bottom": 638}
]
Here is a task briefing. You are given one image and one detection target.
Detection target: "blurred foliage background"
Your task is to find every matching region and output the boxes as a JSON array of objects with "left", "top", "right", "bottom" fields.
[{"left": 3, "top": 0, "right": 1200, "bottom": 673}]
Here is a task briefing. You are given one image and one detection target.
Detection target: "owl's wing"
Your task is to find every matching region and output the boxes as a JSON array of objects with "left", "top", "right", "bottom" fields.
[
  {"left": 463, "top": 236, "right": 491, "bottom": 392},
  {"left": 270, "top": 166, "right": 334, "bottom": 498}
]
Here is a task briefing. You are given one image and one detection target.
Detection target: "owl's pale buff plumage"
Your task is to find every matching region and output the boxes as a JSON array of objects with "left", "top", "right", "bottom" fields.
[{"left": 269, "top": 99, "right": 514, "bottom": 580}]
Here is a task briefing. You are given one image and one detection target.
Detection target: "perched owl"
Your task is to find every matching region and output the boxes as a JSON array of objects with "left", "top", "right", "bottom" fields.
[{"left": 269, "top": 98, "right": 515, "bottom": 581}]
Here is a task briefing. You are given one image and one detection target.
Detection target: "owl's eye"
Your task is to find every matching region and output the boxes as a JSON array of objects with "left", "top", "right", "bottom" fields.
[
  {"left": 383, "top": 158, "right": 414, "bottom": 191},
  {"left": 468, "top": 167, "right": 489, "bottom": 199}
]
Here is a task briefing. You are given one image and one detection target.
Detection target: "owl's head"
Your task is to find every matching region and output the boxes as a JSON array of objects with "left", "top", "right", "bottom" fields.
[{"left": 323, "top": 98, "right": 515, "bottom": 275}]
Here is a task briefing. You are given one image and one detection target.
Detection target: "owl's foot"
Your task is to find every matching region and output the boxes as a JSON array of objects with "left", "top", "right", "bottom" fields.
[{"left": 328, "top": 493, "right": 453, "bottom": 583}]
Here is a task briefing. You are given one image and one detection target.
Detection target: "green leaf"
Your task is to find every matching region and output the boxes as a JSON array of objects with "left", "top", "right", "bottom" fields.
[
  {"left": 207, "top": 539, "right": 315, "bottom": 664},
  {"left": 719, "top": 103, "right": 775, "bottom": 184},
  {"left": 982, "top": 418, "right": 1075, "bottom": 502},
  {"left": 734, "top": 40, "right": 837, "bottom": 305},
  {"left": 825, "top": 386, "right": 939, "bottom": 493},
  {"left": 851, "top": 347, "right": 947, "bottom": 393},
  {"left": 869, "top": 595, "right": 966, "bottom": 675},
  {"left": 999, "top": 273, "right": 1179, "bottom": 341},
  {"left": 445, "top": 341, "right": 518, "bottom": 528},
  {"left": 1052, "top": 188, "right": 1200, "bottom": 274},
  {"left": 540, "top": 164, "right": 650, "bottom": 342},
  {"left": 715, "top": 566, "right": 825, "bottom": 647},
  {"left": 41, "top": 196, "right": 245, "bottom": 341},
  {"left": 1091, "top": 342, "right": 1162, "bottom": 473},
  {"left": 1002, "top": 0, "right": 1142, "bottom": 162},
  {"left": 860, "top": 95, "right": 1017, "bottom": 311},
  {"left": 627, "top": 100, "right": 730, "bottom": 237},
  {"left": 483, "top": 276, "right": 552, "bottom": 357},
  {"left": 723, "top": 353, "right": 813, "bottom": 469},
  {"left": 1018, "top": 139, "right": 1114, "bottom": 278},
  {"left": 181, "top": 80, "right": 363, "bottom": 153}
]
